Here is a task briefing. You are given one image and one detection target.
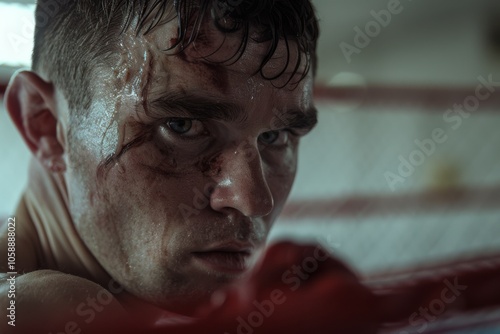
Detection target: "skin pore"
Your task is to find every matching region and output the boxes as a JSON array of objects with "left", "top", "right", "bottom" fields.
[{"left": 59, "top": 16, "right": 317, "bottom": 314}]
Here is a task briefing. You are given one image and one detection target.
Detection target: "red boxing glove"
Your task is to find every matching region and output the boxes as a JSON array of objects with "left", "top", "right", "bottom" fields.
[
  {"left": 151, "top": 241, "right": 379, "bottom": 334},
  {"left": 109, "top": 243, "right": 500, "bottom": 334}
]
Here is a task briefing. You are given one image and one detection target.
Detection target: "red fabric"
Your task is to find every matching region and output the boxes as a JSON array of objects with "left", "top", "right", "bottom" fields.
[{"left": 134, "top": 242, "right": 500, "bottom": 334}]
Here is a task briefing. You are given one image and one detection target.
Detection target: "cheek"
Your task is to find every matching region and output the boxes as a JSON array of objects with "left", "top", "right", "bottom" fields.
[
  {"left": 66, "top": 127, "right": 112, "bottom": 228},
  {"left": 76, "top": 156, "right": 175, "bottom": 261},
  {"left": 107, "top": 141, "right": 210, "bottom": 216}
]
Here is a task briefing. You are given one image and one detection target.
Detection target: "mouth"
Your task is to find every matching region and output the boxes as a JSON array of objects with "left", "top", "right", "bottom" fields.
[{"left": 192, "top": 243, "right": 253, "bottom": 274}]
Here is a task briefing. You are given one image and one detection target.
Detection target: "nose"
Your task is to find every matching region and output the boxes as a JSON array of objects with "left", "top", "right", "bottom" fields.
[{"left": 210, "top": 142, "right": 274, "bottom": 218}]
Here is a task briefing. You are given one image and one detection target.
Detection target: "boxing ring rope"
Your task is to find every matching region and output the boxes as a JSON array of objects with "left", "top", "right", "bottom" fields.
[
  {"left": 281, "top": 185, "right": 500, "bottom": 220},
  {"left": 314, "top": 84, "right": 500, "bottom": 109},
  {"left": 279, "top": 187, "right": 500, "bottom": 331},
  {"left": 365, "top": 251, "right": 500, "bottom": 332},
  {"left": 278, "top": 187, "right": 500, "bottom": 331}
]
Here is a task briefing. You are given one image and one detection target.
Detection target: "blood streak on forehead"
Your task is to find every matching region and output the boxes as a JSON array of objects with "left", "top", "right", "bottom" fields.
[{"left": 184, "top": 56, "right": 230, "bottom": 94}]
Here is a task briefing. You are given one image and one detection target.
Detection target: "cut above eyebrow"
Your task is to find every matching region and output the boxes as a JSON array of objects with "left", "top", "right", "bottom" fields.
[{"left": 149, "top": 92, "right": 318, "bottom": 130}]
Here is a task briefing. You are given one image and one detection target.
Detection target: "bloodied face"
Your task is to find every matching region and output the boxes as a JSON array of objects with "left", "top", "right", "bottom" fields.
[{"left": 62, "top": 17, "right": 317, "bottom": 312}]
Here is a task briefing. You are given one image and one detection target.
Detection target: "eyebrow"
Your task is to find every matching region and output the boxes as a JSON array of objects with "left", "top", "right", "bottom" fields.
[
  {"left": 150, "top": 93, "right": 248, "bottom": 124},
  {"left": 149, "top": 92, "right": 318, "bottom": 131},
  {"left": 272, "top": 108, "right": 318, "bottom": 131}
]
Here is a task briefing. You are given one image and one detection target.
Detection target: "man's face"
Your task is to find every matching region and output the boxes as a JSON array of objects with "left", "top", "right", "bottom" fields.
[{"left": 62, "top": 19, "right": 316, "bottom": 312}]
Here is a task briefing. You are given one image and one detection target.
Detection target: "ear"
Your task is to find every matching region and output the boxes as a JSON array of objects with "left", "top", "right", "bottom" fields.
[{"left": 5, "top": 71, "right": 66, "bottom": 173}]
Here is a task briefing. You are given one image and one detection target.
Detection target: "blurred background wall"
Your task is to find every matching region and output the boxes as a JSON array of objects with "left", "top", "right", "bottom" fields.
[{"left": 1, "top": 0, "right": 499, "bottom": 276}]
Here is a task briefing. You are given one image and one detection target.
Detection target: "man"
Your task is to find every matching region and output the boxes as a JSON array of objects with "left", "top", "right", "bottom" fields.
[{"left": 0, "top": 0, "right": 378, "bottom": 332}]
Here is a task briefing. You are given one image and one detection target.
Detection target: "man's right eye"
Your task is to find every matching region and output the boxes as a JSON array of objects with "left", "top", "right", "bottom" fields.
[{"left": 166, "top": 118, "right": 206, "bottom": 137}]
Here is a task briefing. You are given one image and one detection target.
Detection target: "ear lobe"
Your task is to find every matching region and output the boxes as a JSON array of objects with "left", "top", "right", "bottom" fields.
[{"left": 5, "top": 71, "right": 67, "bottom": 173}]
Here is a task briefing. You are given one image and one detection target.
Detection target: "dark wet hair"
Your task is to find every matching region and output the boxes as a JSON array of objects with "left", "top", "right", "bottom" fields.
[{"left": 32, "top": 0, "right": 319, "bottom": 111}]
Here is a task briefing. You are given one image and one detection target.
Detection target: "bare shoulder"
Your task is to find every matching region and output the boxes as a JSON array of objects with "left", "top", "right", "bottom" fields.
[{"left": 0, "top": 270, "right": 128, "bottom": 333}]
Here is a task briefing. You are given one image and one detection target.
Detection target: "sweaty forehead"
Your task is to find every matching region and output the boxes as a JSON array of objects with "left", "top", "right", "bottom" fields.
[{"left": 143, "top": 18, "right": 310, "bottom": 91}]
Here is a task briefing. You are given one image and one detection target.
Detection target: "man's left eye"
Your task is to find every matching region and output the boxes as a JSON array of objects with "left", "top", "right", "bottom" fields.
[
  {"left": 258, "top": 130, "right": 289, "bottom": 146},
  {"left": 167, "top": 118, "right": 205, "bottom": 137}
]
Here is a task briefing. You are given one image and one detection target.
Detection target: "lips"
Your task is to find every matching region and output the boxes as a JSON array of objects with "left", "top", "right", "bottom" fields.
[{"left": 192, "top": 243, "right": 253, "bottom": 274}]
